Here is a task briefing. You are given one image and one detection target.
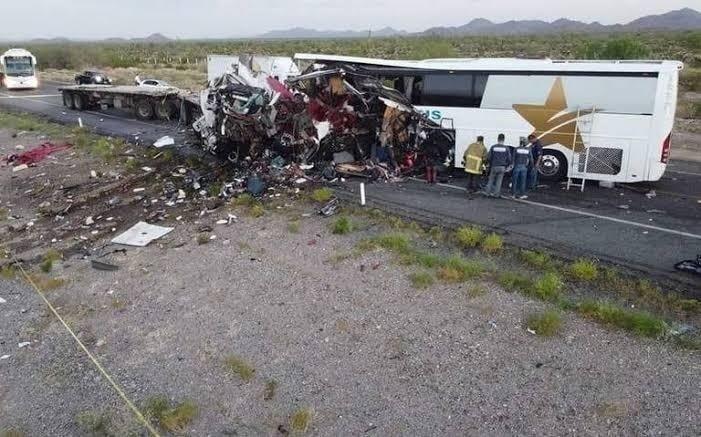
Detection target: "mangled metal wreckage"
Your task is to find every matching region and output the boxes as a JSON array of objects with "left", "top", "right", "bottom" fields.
[{"left": 190, "top": 55, "right": 455, "bottom": 181}]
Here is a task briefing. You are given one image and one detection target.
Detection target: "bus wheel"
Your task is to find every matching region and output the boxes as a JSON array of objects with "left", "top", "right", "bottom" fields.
[
  {"left": 63, "top": 91, "right": 75, "bottom": 109},
  {"left": 72, "top": 93, "right": 86, "bottom": 111},
  {"left": 539, "top": 149, "right": 568, "bottom": 181},
  {"left": 135, "top": 100, "right": 155, "bottom": 120},
  {"left": 156, "top": 101, "right": 177, "bottom": 120}
]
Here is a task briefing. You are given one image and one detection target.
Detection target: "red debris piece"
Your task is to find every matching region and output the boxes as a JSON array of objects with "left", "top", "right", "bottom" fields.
[{"left": 7, "top": 142, "right": 72, "bottom": 166}]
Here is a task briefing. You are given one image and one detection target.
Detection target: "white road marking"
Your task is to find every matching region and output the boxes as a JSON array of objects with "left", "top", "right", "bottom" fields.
[
  {"left": 409, "top": 177, "right": 701, "bottom": 240},
  {"left": 0, "top": 94, "right": 61, "bottom": 99}
]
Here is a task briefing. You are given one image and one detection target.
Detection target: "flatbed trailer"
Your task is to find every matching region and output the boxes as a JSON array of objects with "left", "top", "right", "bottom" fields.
[{"left": 58, "top": 84, "right": 193, "bottom": 121}]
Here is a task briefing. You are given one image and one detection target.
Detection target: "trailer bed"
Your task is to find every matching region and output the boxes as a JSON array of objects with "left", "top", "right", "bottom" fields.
[{"left": 58, "top": 84, "right": 193, "bottom": 121}]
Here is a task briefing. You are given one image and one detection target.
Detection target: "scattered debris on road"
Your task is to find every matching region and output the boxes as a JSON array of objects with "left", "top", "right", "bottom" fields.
[
  {"left": 90, "top": 259, "right": 120, "bottom": 271},
  {"left": 111, "top": 221, "right": 174, "bottom": 247},
  {"left": 5, "top": 142, "right": 72, "bottom": 166},
  {"left": 153, "top": 135, "right": 175, "bottom": 148}
]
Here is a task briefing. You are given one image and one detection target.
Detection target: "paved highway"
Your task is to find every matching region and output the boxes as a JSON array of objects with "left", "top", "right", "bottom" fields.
[{"left": 2, "top": 81, "right": 700, "bottom": 290}]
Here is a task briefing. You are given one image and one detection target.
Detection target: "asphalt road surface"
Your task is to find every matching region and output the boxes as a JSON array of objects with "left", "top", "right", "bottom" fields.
[{"left": 2, "top": 82, "right": 700, "bottom": 290}]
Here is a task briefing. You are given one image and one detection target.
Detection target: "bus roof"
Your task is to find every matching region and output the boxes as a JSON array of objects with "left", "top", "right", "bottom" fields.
[
  {"left": 294, "top": 53, "right": 683, "bottom": 73},
  {"left": 2, "top": 48, "right": 34, "bottom": 57}
]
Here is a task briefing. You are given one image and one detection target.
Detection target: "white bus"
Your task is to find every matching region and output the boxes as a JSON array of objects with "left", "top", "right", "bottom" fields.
[
  {"left": 295, "top": 53, "right": 682, "bottom": 183},
  {"left": 0, "top": 48, "right": 39, "bottom": 90}
]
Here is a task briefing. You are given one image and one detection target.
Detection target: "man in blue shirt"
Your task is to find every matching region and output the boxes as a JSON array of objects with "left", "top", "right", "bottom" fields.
[
  {"left": 527, "top": 134, "right": 543, "bottom": 191},
  {"left": 483, "top": 133, "right": 512, "bottom": 198},
  {"left": 511, "top": 138, "right": 533, "bottom": 199}
]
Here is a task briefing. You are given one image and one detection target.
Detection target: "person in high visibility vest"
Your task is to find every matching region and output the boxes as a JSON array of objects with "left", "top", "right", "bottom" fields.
[{"left": 462, "top": 136, "right": 487, "bottom": 193}]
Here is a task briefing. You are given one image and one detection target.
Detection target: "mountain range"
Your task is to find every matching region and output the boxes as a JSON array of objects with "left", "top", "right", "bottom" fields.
[
  {"left": 11, "top": 8, "right": 701, "bottom": 43},
  {"left": 419, "top": 8, "right": 701, "bottom": 37},
  {"left": 257, "top": 8, "right": 701, "bottom": 39}
]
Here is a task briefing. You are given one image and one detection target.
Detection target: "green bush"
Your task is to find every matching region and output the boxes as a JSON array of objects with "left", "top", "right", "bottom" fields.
[
  {"left": 519, "top": 250, "right": 551, "bottom": 269},
  {"left": 578, "top": 300, "right": 668, "bottom": 338},
  {"left": 525, "top": 310, "right": 563, "bottom": 336},
  {"left": 532, "top": 273, "right": 564, "bottom": 301},
  {"left": 498, "top": 272, "right": 533, "bottom": 292},
  {"left": 455, "top": 226, "right": 483, "bottom": 248},
  {"left": 568, "top": 258, "right": 598, "bottom": 281},
  {"left": 331, "top": 216, "right": 352, "bottom": 235},
  {"left": 481, "top": 233, "right": 503, "bottom": 253},
  {"left": 577, "top": 37, "right": 650, "bottom": 60}
]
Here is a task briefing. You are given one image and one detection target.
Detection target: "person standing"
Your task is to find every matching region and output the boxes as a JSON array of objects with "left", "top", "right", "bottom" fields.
[
  {"left": 527, "top": 134, "right": 543, "bottom": 191},
  {"left": 483, "top": 134, "right": 512, "bottom": 198},
  {"left": 462, "top": 136, "right": 487, "bottom": 193},
  {"left": 511, "top": 138, "right": 533, "bottom": 199}
]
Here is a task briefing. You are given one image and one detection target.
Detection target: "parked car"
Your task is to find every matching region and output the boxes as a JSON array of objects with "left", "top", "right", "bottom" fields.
[
  {"left": 74, "top": 70, "right": 112, "bottom": 85},
  {"left": 134, "top": 76, "right": 171, "bottom": 88}
]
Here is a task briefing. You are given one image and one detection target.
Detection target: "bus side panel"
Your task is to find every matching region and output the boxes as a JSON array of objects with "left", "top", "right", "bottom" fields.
[{"left": 646, "top": 70, "right": 678, "bottom": 181}]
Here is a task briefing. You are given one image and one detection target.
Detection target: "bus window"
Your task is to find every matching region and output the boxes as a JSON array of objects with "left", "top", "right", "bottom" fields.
[{"left": 417, "top": 73, "right": 488, "bottom": 108}]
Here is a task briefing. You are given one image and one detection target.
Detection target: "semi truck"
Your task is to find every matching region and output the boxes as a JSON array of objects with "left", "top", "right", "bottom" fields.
[{"left": 58, "top": 84, "right": 192, "bottom": 121}]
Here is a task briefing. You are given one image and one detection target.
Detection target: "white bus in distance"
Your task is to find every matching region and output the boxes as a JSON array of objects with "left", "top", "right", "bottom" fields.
[
  {"left": 295, "top": 53, "right": 682, "bottom": 183},
  {"left": 0, "top": 48, "right": 39, "bottom": 90}
]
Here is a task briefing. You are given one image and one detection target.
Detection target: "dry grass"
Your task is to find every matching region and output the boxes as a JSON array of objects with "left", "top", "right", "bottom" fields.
[
  {"left": 40, "top": 249, "right": 62, "bottom": 273},
  {"left": 144, "top": 396, "right": 198, "bottom": 433},
  {"left": 264, "top": 380, "right": 278, "bottom": 401},
  {"left": 466, "top": 284, "right": 488, "bottom": 298},
  {"left": 287, "top": 220, "right": 301, "bottom": 234},
  {"left": 26, "top": 274, "right": 66, "bottom": 291},
  {"left": 310, "top": 187, "right": 334, "bottom": 203},
  {"left": 224, "top": 355, "right": 256, "bottom": 382},
  {"left": 1, "top": 265, "right": 17, "bottom": 280},
  {"left": 249, "top": 204, "right": 265, "bottom": 218},
  {"left": 290, "top": 407, "right": 314, "bottom": 433},
  {"left": 75, "top": 411, "right": 111, "bottom": 435},
  {"left": 409, "top": 271, "right": 435, "bottom": 289},
  {"left": 0, "top": 429, "right": 26, "bottom": 437}
]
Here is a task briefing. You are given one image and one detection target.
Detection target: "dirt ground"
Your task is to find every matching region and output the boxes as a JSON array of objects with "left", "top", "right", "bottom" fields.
[{"left": 1, "top": 126, "right": 700, "bottom": 436}]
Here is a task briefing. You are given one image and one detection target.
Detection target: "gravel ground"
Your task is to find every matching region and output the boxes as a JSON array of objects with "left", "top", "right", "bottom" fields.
[{"left": 1, "top": 210, "right": 699, "bottom": 436}]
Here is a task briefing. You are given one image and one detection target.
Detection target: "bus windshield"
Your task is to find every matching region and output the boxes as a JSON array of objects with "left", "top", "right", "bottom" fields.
[{"left": 4, "top": 56, "right": 34, "bottom": 77}]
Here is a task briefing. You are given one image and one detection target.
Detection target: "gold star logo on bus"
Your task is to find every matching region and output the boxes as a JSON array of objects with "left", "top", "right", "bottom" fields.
[{"left": 513, "top": 78, "right": 591, "bottom": 152}]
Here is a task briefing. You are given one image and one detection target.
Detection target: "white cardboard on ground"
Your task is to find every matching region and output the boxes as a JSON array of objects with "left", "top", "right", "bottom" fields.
[
  {"left": 111, "top": 221, "right": 174, "bottom": 247},
  {"left": 153, "top": 136, "right": 175, "bottom": 148}
]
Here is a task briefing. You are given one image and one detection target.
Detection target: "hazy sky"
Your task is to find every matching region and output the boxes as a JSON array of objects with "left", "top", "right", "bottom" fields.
[{"left": 2, "top": 0, "right": 700, "bottom": 40}]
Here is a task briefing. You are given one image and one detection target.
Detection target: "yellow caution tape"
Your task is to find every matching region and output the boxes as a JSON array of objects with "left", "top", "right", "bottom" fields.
[{"left": 15, "top": 262, "right": 161, "bottom": 437}]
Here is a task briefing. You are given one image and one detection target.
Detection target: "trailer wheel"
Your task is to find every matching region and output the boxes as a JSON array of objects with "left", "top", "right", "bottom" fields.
[
  {"left": 62, "top": 91, "right": 75, "bottom": 109},
  {"left": 156, "top": 100, "right": 178, "bottom": 120},
  {"left": 72, "top": 93, "right": 86, "bottom": 111},
  {"left": 135, "top": 100, "right": 155, "bottom": 120},
  {"left": 538, "top": 149, "right": 568, "bottom": 182}
]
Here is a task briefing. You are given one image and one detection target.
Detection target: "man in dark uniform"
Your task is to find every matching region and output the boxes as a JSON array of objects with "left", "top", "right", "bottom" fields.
[
  {"left": 483, "top": 134, "right": 512, "bottom": 198},
  {"left": 527, "top": 134, "right": 543, "bottom": 191}
]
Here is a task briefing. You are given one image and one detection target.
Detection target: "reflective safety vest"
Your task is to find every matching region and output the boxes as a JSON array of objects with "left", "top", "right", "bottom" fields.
[{"left": 463, "top": 142, "right": 487, "bottom": 175}]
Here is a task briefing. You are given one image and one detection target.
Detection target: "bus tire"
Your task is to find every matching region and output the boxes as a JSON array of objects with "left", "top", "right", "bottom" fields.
[
  {"left": 135, "top": 100, "right": 155, "bottom": 120},
  {"left": 156, "top": 100, "right": 177, "bottom": 120},
  {"left": 539, "top": 149, "right": 568, "bottom": 181},
  {"left": 72, "top": 93, "right": 86, "bottom": 111},
  {"left": 63, "top": 91, "right": 75, "bottom": 109}
]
